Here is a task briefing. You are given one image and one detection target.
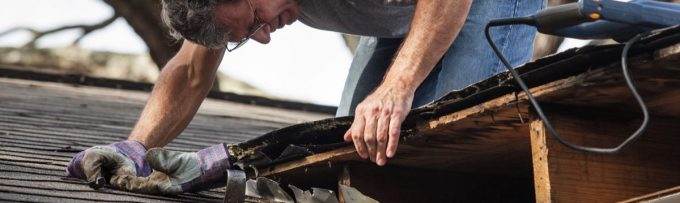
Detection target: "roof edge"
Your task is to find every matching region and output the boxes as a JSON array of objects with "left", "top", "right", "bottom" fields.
[{"left": 0, "top": 65, "right": 337, "bottom": 114}]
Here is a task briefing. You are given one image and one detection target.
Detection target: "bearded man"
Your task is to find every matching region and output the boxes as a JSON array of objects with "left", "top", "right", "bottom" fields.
[{"left": 66, "top": 0, "right": 544, "bottom": 194}]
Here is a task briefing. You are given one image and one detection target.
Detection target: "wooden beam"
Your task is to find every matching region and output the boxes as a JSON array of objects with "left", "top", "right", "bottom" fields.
[
  {"left": 530, "top": 114, "right": 680, "bottom": 202},
  {"left": 259, "top": 42, "right": 680, "bottom": 190},
  {"left": 258, "top": 146, "right": 358, "bottom": 177},
  {"left": 621, "top": 186, "right": 680, "bottom": 203},
  {"left": 261, "top": 47, "right": 680, "bottom": 177},
  {"left": 530, "top": 120, "right": 551, "bottom": 203}
]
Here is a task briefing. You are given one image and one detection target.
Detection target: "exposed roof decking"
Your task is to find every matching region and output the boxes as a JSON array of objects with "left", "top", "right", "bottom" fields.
[
  {"left": 237, "top": 26, "right": 680, "bottom": 202},
  {"left": 243, "top": 26, "right": 680, "bottom": 177},
  {"left": 0, "top": 78, "right": 330, "bottom": 202}
]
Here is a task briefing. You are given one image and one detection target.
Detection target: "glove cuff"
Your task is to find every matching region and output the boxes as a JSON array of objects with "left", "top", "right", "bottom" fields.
[
  {"left": 190, "top": 143, "right": 232, "bottom": 191},
  {"left": 66, "top": 151, "right": 86, "bottom": 178},
  {"left": 112, "top": 140, "right": 152, "bottom": 176},
  {"left": 65, "top": 140, "right": 151, "bottom": 179}
]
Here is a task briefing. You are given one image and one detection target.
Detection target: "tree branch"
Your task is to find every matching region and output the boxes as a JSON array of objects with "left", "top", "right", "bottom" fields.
[
  {"left": 71, "top": 13, "right": 120, "bottom": 45},
  {"left": 0, "top": 13, "right": 119, "bottom": 48},
  {"left": 101, "top": 0, "right": 181, "bottom": 68}
]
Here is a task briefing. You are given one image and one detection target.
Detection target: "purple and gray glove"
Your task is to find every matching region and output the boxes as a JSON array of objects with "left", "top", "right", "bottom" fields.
[
  {"left": 66, "top": 140, "right": 152, "bottom": 188},
  {"left": 142, "top": 143, "right": 233, "bottom": 194},
  {"left": 66, "top": 141, "right": 232, "bottom": 194}
]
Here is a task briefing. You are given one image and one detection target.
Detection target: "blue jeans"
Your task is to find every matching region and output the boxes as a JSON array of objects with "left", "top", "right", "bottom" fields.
[{"left": 336, "top": 0, "right": 545, "bottom": 116}]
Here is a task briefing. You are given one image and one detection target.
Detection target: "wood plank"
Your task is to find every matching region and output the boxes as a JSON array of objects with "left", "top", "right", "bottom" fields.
[
  {"left": 260, "top": 42, "right": 680, "bottom": 179},
  {"left": 258, "top": 146, "right": 358, "bottom": 177},
  {"left": 260, "top": 72, "right": 572, "bottom": 177},
  {"left": 621, "top": 186, "right": 680, "bottom": 203},
  {"left": 530, "top": 120, "right": 551, "bottom": 203},
  {"left": 529, "top": 113, "right": 680, "bottom": 202},
  {"left": 253, "top": 36, "right": 680, "bottom": 202}
]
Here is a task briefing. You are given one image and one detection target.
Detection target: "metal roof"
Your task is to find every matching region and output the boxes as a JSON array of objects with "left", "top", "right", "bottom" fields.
[{"left": 0, "top": 77, "right": 329, "bottom": 202}]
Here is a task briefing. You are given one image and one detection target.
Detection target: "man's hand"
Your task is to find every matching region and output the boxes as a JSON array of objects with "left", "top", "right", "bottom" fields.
[
  {"left": 344, "top": 82, "right": 414, "bottom": 166},
  {"left": 106, "top": 143, "right": 233, "bottom": 194},
  {"left": 79, "top": 143, "right": 232, "bottom": 194},
  {"left": 343, "top": 0, "right": 472, "bottom": 166},
  {"left": 66, "top": 140, "right": 151, "bottom": 189}
]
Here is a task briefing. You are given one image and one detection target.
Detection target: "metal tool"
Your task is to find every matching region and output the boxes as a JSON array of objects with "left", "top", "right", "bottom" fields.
[
  {"left": 532, "top": 0, "right": 680, "bottom": 41},
  {"left": 224, "top": 169, "right": 247, "bottom": 203},
  {"left": 484, "top": 0, "right": 680, "bottom": 153}
]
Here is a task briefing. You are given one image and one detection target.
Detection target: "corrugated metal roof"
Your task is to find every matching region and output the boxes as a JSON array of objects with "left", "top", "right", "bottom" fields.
[{"left": 0, "top": 77, "right": 329, "bottom": 202}]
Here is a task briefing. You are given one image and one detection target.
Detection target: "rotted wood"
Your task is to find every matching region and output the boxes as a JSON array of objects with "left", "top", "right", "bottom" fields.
[
  {"left": 257, "top": 146, "right": 358, "bottom": 177},
  {"left": 529, "top": 110, "right": 680, "bottom": 202},
  {"left": 258, "top": 102, "right": 534, "bottom": 177},
  {"left": 244, "top": 28, "right": 680, "bottom": 176},
  {"left": 259, "top": 42, "right": 680, "bottom": 180},
  {"left": 531, "top": 44, "right": 680, "bottom": 117}
]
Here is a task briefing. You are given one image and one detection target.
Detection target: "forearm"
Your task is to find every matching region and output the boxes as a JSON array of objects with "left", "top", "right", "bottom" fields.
[
  {"left": 128, "top": 41, "right": 225, "bottom": 148},
  {"left": 382, "top": 0, "right": 472, "bottom": 92},
  {"left": 345, "top": 0, "right": 473, "bottom": 166}
]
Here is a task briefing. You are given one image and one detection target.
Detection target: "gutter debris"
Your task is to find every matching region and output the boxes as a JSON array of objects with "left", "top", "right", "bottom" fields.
[
  {"left": 289, "top": 185, "right": 339, "bottom": 203},
  {"left": 338, "top": 185, "right": 379, "bottom": 203},
  {"left": 238, "top": 177, "right": 376, "bottom": 203}
]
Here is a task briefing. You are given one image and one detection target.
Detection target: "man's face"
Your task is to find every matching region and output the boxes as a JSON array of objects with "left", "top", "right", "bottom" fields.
[{"left": 214, "top": 0, "right": 300, "bottom": 45}]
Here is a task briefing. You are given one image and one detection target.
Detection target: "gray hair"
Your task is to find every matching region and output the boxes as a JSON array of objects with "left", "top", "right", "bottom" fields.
[{"left": 161, "top": 0, "right": 231, "bottom": 49}]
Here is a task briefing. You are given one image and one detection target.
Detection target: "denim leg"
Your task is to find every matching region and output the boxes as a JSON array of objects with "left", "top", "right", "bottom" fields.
[
  {"left": 411, "top": 61, "right": 442, "bottom": 107},
  {"left": 336, "top": 37, "right": 403, "bottom": 117},
  {"left": 430, "top": 0, "right": 545, "bottom": 102},
  {"left": 336, "top": 0, "right": 545, "bottom": 116},
  {"left": 336, "top": 36, "right": 442, "bottom": 116}
]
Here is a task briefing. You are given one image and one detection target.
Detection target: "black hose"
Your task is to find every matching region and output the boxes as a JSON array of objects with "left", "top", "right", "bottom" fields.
[{"left": 484, "top": 18, "right": 649, "bottom": 154}]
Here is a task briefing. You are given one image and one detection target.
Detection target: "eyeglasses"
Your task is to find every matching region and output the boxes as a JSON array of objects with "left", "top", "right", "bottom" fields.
[{"left": 226, "top": 0, "right": 265, "bottom": 52}]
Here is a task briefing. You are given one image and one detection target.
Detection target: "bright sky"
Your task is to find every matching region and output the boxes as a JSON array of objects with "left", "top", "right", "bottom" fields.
[{"left": 0, "top": 0, "right": 353, "bottom": 106}]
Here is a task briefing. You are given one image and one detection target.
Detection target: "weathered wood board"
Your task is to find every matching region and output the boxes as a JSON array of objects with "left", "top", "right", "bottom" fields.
[
  {"left": 256, "top": 28, "right": 680, "bottom": 202},
  {"left": 531, "top": 115, "right": 680, "bottom": 202}
]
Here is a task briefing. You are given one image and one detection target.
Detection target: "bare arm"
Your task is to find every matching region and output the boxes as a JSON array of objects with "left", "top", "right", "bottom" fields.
[
  {"left": 385, "top": 0, "right": 472, "bottom": 91},
  {"left": 128, "top": 41, "right": 225, "bottom": 148},
  {"left": 345, "top": 0, "right": 473, "bottom": 166}
]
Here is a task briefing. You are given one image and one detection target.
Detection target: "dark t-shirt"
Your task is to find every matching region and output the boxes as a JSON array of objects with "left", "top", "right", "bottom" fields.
[{"left": 297, "top": 0, "right": 415, "bottom": 37}]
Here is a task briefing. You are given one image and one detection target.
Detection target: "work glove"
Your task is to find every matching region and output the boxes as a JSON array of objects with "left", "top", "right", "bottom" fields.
[
  {"left": 139, "top": 143, "right": 233, "bottom": 194},
  {"left": 66, "top": 140, "right": 152, "bottom": 189}
]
